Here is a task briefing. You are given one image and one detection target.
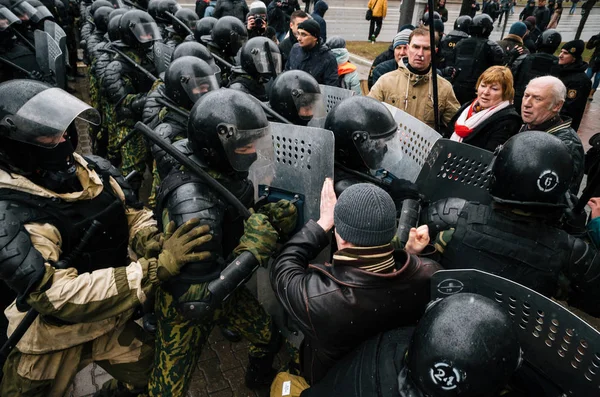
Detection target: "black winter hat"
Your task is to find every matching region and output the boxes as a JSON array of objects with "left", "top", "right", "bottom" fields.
[
  {"left": 298, "top": 19, "right": 320, "bottom": 39},
  {"left": 334, "top": 184, "right": 397, "bottom": 247},
  {"left": 562, "top": 39, "right": 584, "bottom": 59}
]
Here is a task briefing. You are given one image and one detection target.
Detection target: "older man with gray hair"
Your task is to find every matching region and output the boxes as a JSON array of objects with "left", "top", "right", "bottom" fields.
[{"left": 520, "top": 75, "right": 584, "bottom": 195}]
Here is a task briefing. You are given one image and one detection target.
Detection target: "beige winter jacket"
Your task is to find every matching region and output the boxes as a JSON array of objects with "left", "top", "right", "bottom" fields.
[
  {"left": 368, "top": 59, "right": 460, "bottom": 129},
  {"left": 1, "top": 153, "right": 157, "bottom": 354}
]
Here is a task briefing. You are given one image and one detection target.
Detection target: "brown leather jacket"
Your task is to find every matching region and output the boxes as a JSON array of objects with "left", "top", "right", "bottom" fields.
[{"left": 270, "top": 220, "right": 441, "bottom": 384}]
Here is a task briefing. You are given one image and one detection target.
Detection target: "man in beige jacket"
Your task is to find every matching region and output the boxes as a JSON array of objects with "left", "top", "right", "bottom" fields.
[
  {"left": 368, "top": 27, "right": 460, "bottom": 130},
  {"left": 0, "top": 80, "right": 210, "bottom": 397}
]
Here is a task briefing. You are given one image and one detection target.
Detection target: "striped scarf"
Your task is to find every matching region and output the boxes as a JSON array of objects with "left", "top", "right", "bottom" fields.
[{"left": 332, "top": 244, "right": 396, "bottom": 273}]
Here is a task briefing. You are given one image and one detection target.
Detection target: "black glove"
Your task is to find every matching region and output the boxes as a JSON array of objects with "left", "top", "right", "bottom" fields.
[{"left": 130, "top": 94, "right": 147, "bottom": 115}]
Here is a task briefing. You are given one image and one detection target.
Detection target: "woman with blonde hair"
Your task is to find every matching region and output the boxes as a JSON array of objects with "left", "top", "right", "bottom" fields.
[{"left": 447, "top": 65, "right": 522, "bottom": 151}]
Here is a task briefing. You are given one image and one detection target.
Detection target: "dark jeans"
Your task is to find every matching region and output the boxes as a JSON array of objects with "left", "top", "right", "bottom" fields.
[
  {"left": 498, "top": 9, "right": 509, "bottom": 24},
  {"left": 369, "top": 17, "right": 383, "bottom": 40}
]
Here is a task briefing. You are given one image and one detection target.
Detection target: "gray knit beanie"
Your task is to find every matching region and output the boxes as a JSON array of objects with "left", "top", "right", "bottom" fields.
[{"left": 334, "top": 183, "right": 397, "bottom": 247}]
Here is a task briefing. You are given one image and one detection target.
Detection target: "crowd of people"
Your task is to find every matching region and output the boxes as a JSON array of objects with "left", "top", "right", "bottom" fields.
[{"left": 0, "top": 0, "right": 600, "bottom": 396}]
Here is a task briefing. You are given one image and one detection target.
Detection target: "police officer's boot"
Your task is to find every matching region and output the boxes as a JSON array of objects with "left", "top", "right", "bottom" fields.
[
  {"left": 93, "top": 379, "right": 146, "bottom": 397},
  {"left": 589, "top": 89, "right": 596, "bottom": 101},
  {"left": 220, "top": 326, "right": 242, "bottom": 342},
  {"left": 244, "top": 329, "right": 281, "bottom": 389}
]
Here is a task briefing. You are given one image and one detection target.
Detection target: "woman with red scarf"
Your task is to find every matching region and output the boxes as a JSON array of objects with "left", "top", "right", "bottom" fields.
[{"left": 447, "top": 66, "right": 522, "bottom": 152}]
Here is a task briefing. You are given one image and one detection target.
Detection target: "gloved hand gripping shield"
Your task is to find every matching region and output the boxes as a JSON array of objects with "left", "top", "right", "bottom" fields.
[{"left": 0, "top": 87, "right": 100, "bottom": 148}]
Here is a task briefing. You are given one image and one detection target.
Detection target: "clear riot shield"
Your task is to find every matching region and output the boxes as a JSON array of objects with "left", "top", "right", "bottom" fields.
[
  {"left": 415, "top": 138, "right": 493, "bottom": 204},
  {"left": 382, "top": 102, "right": 441, "bottom": 183},
  {"left": 248, "top": 122, "right": 335, "bottom": 347},
  {"left": 153, "top": 41, "right": 173, "bottom": 75},
  {"left": 320, "top": 84, "right": 355, "bottom": 113},
  {"left": 44, "top": 21, "right": 68, "bottom": 67},
  {"left": 34, "top": 29, "right": 65, "bottom": 89},
  {"left": 430, "top": 269, "right": 600, "bottom": 396}
]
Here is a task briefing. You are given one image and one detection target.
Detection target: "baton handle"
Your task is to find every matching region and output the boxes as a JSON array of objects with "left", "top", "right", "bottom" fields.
[
  {"left": 156, "top": 97, "right": 191, "bottom": 119},
  {"left": 166, "top": 11, "right": 194, "bottom": 37},
  {"left": 397, "top": 199, "right": 421, "bottom": 249},
  {"left": 108, "top": 45, "right": 158, "bottom": 82}
]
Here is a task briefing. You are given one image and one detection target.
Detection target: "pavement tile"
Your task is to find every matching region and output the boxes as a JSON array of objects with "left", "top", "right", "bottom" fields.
[
  {"left": 200, "top": 357, "right": 230, "bottom": 393},
  {"left": 208, "top": 389, "right": 234, "bottom": 397},
  {"left": 222, "top": 367, "right": 264, "bottom": 397},
  {"left": 212, "top": 342, "right": 242, "bottom": 372},
  {"left": 186, "top": 365, "right": 210, "bottom": 397}
]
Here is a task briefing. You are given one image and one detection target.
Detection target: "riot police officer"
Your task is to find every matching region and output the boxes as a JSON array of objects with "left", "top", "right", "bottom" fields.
[
  {"left": 419, "top": 131, "right": 600, "bottom": 316},
  {"left": 510, "top": 29, "right": 561, "bottom": 113},
  {"left": 439, "top": 15, "right": 471, "bottom": 69},
  {"left": 205, "top": 15, "right": 248, "bottom": 84},
  {"left": 102, "top": 9, "right": 162, "bottom": 193},
  {"left": 228, "top": 36, "right": 281, "bottom": 101},
  {"left": 165, "top": 8, "right": 198, "bottom": 48},
  {"left": 451, "top": 14, "right": 505, "bottom": 104},
  {"left": 0, "top": 79, "right": 208, "bottom": 396},
  {"left": 268, "top": 69, "right": 325, "bottom": 125},
  {"left": 148, "top": 88, "right": 296, "bottom": 396},
  {"left": 193, "top": 15, "right": 216, "bottom": 44}
]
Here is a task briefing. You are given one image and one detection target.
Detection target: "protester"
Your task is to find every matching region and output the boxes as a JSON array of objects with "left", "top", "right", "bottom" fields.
[
  {"left": 569, "top": 0, "right": 579, "bottom": 14},
  {"left": 534, "top": 0, "right": 551, "bottom": 30},
  {"left": 278, "top": 10, "right": 310, "bottom": 64},
  {"left": 367, "top": 0, "right": 387, "bottom": 42},
  {"left": 523, "top": 20, "right": 537, "bottom": 52},
  {"left": 497, "top": 21, "right": 529, "bottom": 55},
  {"left": 311, "top": 0, "right": 328, "bottom": 42},
  {"left": 520, "top": 76, "right": 584, "bottom": 195},
  {"left": 520, "top": 0, "right": 536, "bottom": 19},
  {"left": 586, "top": 32, "right": 600, "bottom": 101},
  {"left": 370, "top": 29, "right": 411, "bottom": 87},
  {"left": 327, "top": 36, "right": 362, "bottom": 94},
  {"left": 270, "top": 180, "right": 440, "bottom": 384},
  {"left": 447, "top": 66, "right": 521, "bottom": 151},
  {"left": 369, "top": 27, "right": 460, "bottom": 130},
  {"left": 547, "top": 0, "right": 562, "bottom": 28},
  {"left": 267, "top": 0, "right": 301, "bottom": 42},
  {"left": 285, "top": 18, "right": 338, "bottom": 86},
  {"left": 212, "top": 0, "right": 249, "bottom": 22},
  {"left": 556, "top": 39, "right": 592, "bottom": 131}
]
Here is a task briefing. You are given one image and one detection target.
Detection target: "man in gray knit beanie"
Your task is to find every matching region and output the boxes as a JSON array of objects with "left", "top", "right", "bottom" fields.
[{"left": 270, "top": 178, "right": 439, "bottom": 384}]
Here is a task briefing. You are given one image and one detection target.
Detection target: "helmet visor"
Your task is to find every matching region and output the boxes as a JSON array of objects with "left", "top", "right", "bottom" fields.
[
  {"left": 0, "top": 6, "right": 20, "bottom": 31},
  {"left": 4, "top": 88, "right": 100, "bottom": 148},
  {"left": 30, "top": 5, "right": 53, "bottom": 24},
  {"left": 11, "top": 0, "right": 37, "bottom": 21},
  {"left": 181, "top": 74, "right": 219, "bottom": 103},
  {"left": 352, "top": 128, "right": 406, "bottom": 175},
  {"left": 291, "top": 91, "right": 326, "bottom": 122},
  {"left": 251, "top": 49, "right": 282, "bottom": 75},
  {"left": 129, "top": 21, "right": 162, "bottom": 43},
  {"left": 216, "top": 123, "right": 273, "bottom": 172}
]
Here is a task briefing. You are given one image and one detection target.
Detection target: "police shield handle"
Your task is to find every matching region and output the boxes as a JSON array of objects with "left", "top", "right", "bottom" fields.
[
  {"left": 316, "top": 178, "right": 336, "bottom": 233},
  {"left": 134, "top": 121, "right": 252, "bottom": 220}
]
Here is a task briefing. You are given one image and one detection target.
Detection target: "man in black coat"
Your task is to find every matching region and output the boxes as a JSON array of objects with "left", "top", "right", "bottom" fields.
[
  {"left": 284, "top": 18, "right": 338, "bottom": 86},
  {"left": 278, "top": 10, "right": 309, "bottom": 64},
  {"left": 557, "top": 40, "right": 592, "bottom": 131},
  {"left": 213, "top": 0, "right": 249, "bottom": 22},
  {"left": 534, "top": 0, "right": 550, "bottom": 30}
]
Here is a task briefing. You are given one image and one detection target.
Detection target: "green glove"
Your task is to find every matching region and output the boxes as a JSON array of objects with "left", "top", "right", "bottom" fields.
[
  {"left": 131, "top": 226, "right": 163, "bottom": 259},
  {"left": 156, "top": 218, "right": 213, "bottom": 282},
  {"left": 258, "top": 199, "right": 298, "bottom": 237},
  {"left": 233, "top": 213, "right": 278, "bottom": 267}
]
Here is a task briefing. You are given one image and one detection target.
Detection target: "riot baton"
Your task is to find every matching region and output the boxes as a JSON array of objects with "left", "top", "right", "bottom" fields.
[
  {"left": 0, "top": 56, "right": 44, "bottom": 80},
  {"left": 0, "top": 220, "right": 103, "bottom": 368},
  {"left": 122, "top": 0, "right": 146, "bottom": 10},
  {"left": 211, "top": 52, "right": 235, "bottom": 70},
  {"left": 99, "top": 46, "right": 158, "bottom": 82},
  {"left": 12, "top": 29, "right": 35, "bottom": 51},
  {"left": 249, "top": 96, "right": 293, "bottom": 124},
  {"left": 134, "top": 121, "right": 252, "bottom": 219},
  {"left": 396, "top": 199, "right": 421, "bottom": 249},
  {"left": 157, "top": 97, "right": 191, "bottom": 118},
  {"left": 166, "top": 11, "right": 194, "bottom": 37},
  {"left": 500, "top": 10, "right": 509, "bottom": 40},
  {"left": 426, "top": 0, "right": 441, "bottom": 133}
]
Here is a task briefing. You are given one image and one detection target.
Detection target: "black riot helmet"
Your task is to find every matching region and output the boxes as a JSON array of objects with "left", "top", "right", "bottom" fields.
[
  {"left": 268, "top": 70, "right": 324, "bottom": 126},
  {"left": 188, "top": 88, "right": 271, "bottom": 173},
  {"left": 489, "top": 131, "right": 574, "bottom": 207},
  {"left": 172, "top": 41, "right": 219, "bottom": 73},
  {"left": 155, "top": 0, "right": 180, "bottom": 23},
  {"left": 470, "top": 14, "right": 494, "bottom": 38},
  {"left": 119, "top": 10, "right": 162, "bottom": 47},
  {"left": 93, "top": 5, "right": 114, "bottom": 33},
  {"left": 0, "top": 80, "right": 100, "bottom": 191},
  {"left": 421, "top": 10, "right": 440, "bottom": 25},
  {"left": 210, "top": 16, "right": 248, "bottom": 57},
  {"left": 0, "top": 4, "right": 20, "bottom": 31},
  {"left": 25, "top": 0, "right": 53, "bottom": 24},
  {"left": 536, "top": 29, "right": 562, "bottom": 54},
  {"left": 173, "top": 8, "right": 198, "bottom": 37},
  {"left": 165, "top": 56, "right": 218, "bottom": 109},
  {"left": 107, "top": 8, "right": 126, "bottom": 41},
  {"left": 7, "top": 0, "right": 37, "bottom": 22},
  {"left": 406, "top": 293, "right": 521, "bottom": 397},
  {"left": 195, "top": 16, "right": 216, "bottom": 41},
  {"left": 240, "top": 36, "right": 282, "bottom": 79},
  {"left": 147, "top": 0, "right": 160, "bottom": 20},
  {"left": 90, "top": 0, "right": 113, "bottom": 16},
  {"left": 454, "top": 15, "right": 472, "bottom": 33},
  {"left": 324, "top": 96, "right": 398, "bottom": 171}
]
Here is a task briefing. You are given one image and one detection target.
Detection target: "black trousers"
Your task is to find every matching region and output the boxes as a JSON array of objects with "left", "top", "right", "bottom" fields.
[{"left": 368, "top": 17, "right": 383, "bottom": 40}]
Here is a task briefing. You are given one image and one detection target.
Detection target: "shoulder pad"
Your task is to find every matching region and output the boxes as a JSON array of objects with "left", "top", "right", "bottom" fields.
[
  {"left": 103, "top": 60, "right": 133, "bottom": 104},
  {"left": 142, "top": 85, "right": 165, "bottom": 128},
  {"left": 84, "top": 155, "right": 142, "bottom": 209},
  {"left": 421, "top": 198, "right": 467, "bottom": 235},
  {"left": 0, "top": 202, "right": 46, "bottom": 304}
]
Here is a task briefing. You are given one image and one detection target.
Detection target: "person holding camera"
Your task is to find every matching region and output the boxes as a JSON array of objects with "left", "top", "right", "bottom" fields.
[
  {"left": 268, "top": 0, "right": 301, "bottom": 42},
  {"left": 247, "top": 1, "right": 269, "bottom": 38}
]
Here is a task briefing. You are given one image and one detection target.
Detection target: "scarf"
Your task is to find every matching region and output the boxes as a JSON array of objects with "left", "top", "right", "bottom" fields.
[
  {"left": 332, "top": 243, "right": 395, "bottom": 273},
  {"left": 453, "top": 99, "right": 511, "bottom": 139}
]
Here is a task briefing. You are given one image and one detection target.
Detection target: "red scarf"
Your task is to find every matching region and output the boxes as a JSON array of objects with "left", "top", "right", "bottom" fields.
[{"left": 454, "top": 100, "right": 511, "bottom": 139}]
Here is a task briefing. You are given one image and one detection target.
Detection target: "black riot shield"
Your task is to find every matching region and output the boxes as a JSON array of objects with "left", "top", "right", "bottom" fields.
[
  {"left": 430, "top": 269, "right": 600, "bottom": 396},
  {"left": 44, "top": 20, "right": 68, "bottom": 68},
  {"left": 153, "top": 41, "right": 173, "bottom": 75},
  {"left": 382, "top": 102, "right": 441, "bottom": 183},
  {"left": 248, "top": 122, "right": 335, "bottom": 347},
  {"left": 34, "top": 29, "right": 65, "bottom": 89},
  {"left": 415, "top": 138, "right": 493, "bottom": 204}
]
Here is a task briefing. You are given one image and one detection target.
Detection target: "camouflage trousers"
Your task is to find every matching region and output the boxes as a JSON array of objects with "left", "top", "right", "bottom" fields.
[
  {"left": 147, "top": 284, "right": 275, "bottom": 397},
  {"left": 117, "top": 124, "right": 148, "bottom": 184},
  {"left": 0, "top": 320, "right": 153, "bottom": 397}
]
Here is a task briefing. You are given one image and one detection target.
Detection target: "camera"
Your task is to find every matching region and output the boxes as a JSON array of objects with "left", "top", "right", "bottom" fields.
[{"left": 253, "top": 14, "right": 265, "bottom": 28}]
